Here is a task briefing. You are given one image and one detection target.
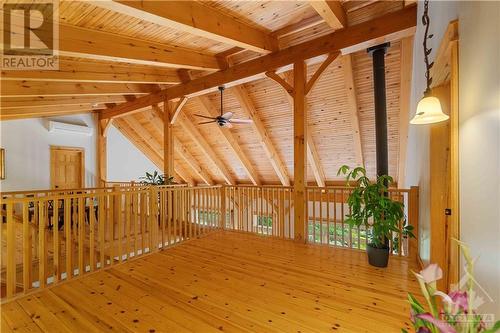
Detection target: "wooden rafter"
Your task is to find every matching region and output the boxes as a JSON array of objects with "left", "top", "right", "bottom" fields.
[
  {"left": 177, "top": 112, "right": 236, "bottom": 185},
  {"left": 309, "top": 0, "right": 347, "bottom": 30},
  {"left": 342, "top": 54, "right": 364, "bottom": 166},
  {"left": 230, "top": 85, "right": 290, "bottom": 186},
  {"left": 1, "top": 95, "right": 130, "bottom": 109},
  {"left": 100, "top": 5, "right": 416, "bottom": 118},
  {"left": 0, "top": 105, "right": 100, "bottom": 120},
  {"left": 92, "top": 1, "right": 277, "bottom": 54},
  {"left": 196, "top": 96, "right": 261, "bottom": 186},
  {"left": 1, "top": 58, "right": 181, "bottom": 84},
  {"left": 174, "top": 139, "right": 214, "bottom": 186},
  {"left": 1, "top": 81, "right": 155, "bottom": 97},
  {"left": 398, "top": 37, "right": 414, "bottom": 185},
  {"left": 149, "top": 106, "right": 212, "bottom": 186},
  {"left": 115, "top": 114, "right": 195, "bottom": 185},
  {"left": 57, "top": 24, "right": 219, "bottom": 70}
]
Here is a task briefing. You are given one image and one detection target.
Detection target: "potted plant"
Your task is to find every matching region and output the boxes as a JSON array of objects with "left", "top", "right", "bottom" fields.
[
  {"left": 138, "top": 171, "right": 174, "bottom": 186},
  {"left": 337, "top": 165, "right": 414, "bottom": 267}
]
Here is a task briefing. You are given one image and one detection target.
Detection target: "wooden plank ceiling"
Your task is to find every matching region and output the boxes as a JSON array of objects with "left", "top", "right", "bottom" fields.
[{"left": 0, "top": 0, "right": 414, "bottom": 186}]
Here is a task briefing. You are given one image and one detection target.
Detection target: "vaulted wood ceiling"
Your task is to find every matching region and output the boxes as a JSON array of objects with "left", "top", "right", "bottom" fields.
[{"left": 1, "top": 0, "right": 416, "bottom": 186}]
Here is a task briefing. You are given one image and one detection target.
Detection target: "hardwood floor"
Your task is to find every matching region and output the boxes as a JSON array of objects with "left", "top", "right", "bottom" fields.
[{"left": 1, "top": 231, "right": 420, "bottom": 332}]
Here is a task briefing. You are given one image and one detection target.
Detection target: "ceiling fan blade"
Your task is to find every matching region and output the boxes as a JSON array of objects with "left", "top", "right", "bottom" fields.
[
  {"left": 222, "top": 121, "right": 233, "bottom": 128},
  {"left": 221, "top": 112, "right": 233, "bottom": 120},
  {"left": 198, "top": 121, "right": 215, "bottom": 125},
  {"left": 229, "top": 118, "right": 253, "bottom": 124},
  {"left": 194, "top": 114, "right": 216, "bottom": 120}
]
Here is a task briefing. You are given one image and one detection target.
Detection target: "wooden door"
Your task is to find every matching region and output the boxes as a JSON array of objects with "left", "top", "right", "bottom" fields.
[{"left": 50, "top": 147, "right": 84, "bottom": 189}]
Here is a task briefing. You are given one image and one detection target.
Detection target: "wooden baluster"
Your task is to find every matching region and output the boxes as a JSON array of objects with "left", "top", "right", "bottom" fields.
[
  {"left": 98, "top": 194, "right": 105, "bottom": 268},
  {"left": 108, "top": 192, "right": 115, "bottom": 264},
  {"left": 312, "top": 188, "right": 316, "bottom": 243},
  {"left": 327, "top": 189, "right": 331, "bottom": 245},
  {"left": 340, "top": 188, "right": 345, "bottom": 247},
  {"left": 39, "top": 200, "right": 46, "bottom": 288},
  {"left": 64, "top": 198, "right": 72, "bottom": 279},
  {"left": 53, "top": 196, "right": 60, "bottom": 282},
  {"left": 333, "top": 189, "right": 337, "bottom": 246},
  {"left": 22, "top": 202, "right": 32, "bottom": 292},
  {"left": 348, "top": 189, "right": 353, "bottom": 249},
  {"left": 89, "top": 196, "right": 95, "bottom": 271},
  {"left": 78, "top": 197, "right": 84, "bottom": 275},
  {"left": 125, "top": 192, "right": 131, "bottom": 260},
  {"left": 140, "top": 192, "right": 146, "bottom": 254},
  {"left": 6, "top": 202, "right": 16, "bottom": 297},
  {"left": 133, "top": 192, "right": 138, "bottom": 255}
]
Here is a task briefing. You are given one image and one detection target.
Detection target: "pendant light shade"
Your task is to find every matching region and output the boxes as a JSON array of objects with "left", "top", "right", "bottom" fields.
[
  {"left": 410, "top": 95, "right": 449, "bottom": 125},
  {"left": 410, "top": 0, "right": 450, "bottom": 125}
]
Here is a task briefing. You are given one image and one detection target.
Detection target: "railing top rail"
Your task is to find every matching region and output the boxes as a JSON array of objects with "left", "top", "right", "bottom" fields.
[{"left": 305, "top": 186, "right": 411, "bottom": 193}]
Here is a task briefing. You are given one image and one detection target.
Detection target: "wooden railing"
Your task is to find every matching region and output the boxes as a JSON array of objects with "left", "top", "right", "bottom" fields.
[
  {"left": 305, "top": 186, "right": 419, "bottom": 257},
  {"left": 1, "top": 184, "right": 418, "bottom": 300},
  {"left": 222, "top": 186, "right": 294, "bottom": 239},
  {"left": 222, "top": 185, "right": 418, "bottom": 258},
  {"left": 0, "top": 185, "right": 222, "bottom": 300}
]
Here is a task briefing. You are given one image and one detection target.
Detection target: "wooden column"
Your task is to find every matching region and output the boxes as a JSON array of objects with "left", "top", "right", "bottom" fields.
[
  {"left": 293, "top": 61, "right": 307, "bottom": 242},
  {"left": 163, "top": 99, "right": 174, "bottom": 178},
  {"left": 96, "top": 115, "right": 108, "bottom": 187}
]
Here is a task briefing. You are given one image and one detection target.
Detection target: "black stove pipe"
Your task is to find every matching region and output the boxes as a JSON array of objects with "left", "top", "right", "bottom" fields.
[{"left": 368, "top": 43, "right": 390, "bottom": 178}]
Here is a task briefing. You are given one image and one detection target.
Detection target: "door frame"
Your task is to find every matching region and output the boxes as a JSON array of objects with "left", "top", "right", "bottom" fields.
[{"left": 50, "top": 145, "right": 85, "bottom": 189}]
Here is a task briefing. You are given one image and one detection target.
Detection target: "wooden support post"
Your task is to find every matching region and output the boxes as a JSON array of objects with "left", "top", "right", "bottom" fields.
[
  {"left": 163, "top": 99, "right": 174, "bottom": 178},
  {"left": 409, "top": 186, "right": 420, "bottom": 266},
  {"left": 293, "top": 61, "right": 307, "bottom": 242},
  {"left": 97, "top": 117, "right": 109, "bottom": 187}
]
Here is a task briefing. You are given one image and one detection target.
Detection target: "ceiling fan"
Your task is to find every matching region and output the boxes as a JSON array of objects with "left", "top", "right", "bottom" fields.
[{"left": 194, "top": 86, "right": 253, "bottom": 128}]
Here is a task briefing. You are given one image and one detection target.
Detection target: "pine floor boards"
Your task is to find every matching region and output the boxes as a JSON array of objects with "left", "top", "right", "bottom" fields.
[{"left": 1, "top": 231, "right": 418, "bottom": 332}]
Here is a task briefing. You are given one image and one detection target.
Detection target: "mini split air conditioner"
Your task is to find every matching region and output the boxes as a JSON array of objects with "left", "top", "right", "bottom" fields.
[{"left": 48, "top": 121, "right": 92, "bottom": 136}]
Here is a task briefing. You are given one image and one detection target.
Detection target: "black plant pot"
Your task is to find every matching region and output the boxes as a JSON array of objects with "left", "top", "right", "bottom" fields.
[{"left": 366, "top": 243, "right": 389, "bottom": 268}]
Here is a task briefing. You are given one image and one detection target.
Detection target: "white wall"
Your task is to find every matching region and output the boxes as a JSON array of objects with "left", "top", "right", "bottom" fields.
[
  {"left": 0, "top": 114, "right": 97, "bottom": 191},
  {"left": 106, "top": 124, "right": 160, "bottom": 182},
  {"left": 0, "top": 116, "right": 160, "bottom": 191},
  {"left": 458, "top": 1, "right": 500, "bottom": 319},
  {"left": 406, "top": 0, "right": 499, "bottom": 318}
]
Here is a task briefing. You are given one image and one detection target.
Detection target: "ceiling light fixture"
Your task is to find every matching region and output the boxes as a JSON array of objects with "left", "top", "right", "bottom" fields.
[{"left": 410, "top": 0, "right": 449, "bottom": 125}]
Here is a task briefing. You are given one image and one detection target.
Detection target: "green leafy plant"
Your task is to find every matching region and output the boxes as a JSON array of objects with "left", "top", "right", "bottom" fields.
[
  {"left": 337, "top": 165, "right": 414, "bottom": 249},
  {"left": 139, "top": 171, "right": 174, "bottom": 186}
]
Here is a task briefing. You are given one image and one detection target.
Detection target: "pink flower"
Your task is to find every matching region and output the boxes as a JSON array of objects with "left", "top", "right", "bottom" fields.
[
  {"left": 420, "top": 263, "right": 443, "bottom": 283},
  {"left": 416, "top": 313, "right": 457, "bottom": 333},
  {"left": 449, "top": 291, "right": 469, "bottom": 312}
]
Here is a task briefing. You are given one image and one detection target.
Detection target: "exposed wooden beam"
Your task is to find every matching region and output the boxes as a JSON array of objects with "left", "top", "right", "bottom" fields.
[
  {"left": 92, "top": 1, "right": 277, "bottom": 54},
  {"left": 294, "top": 60, "right": 307, "bottom": 242},
  {"left": 123, "top": 115, "right": 164, "bottom": 155},
  {"left": 163, "top": 101, "right": 174, "bottom": 178},
  {"left": 430, "top": 20, "right": 458, "bottom": 88},
  {"left": 309, "top": 0, "right": 347, "bottom": 30},
  {"left": 172, "top": 164, "right": 195, "bottom": 187},
  {"left": 1, "top": 95, "right": 130, "bottom": 109},
  {"left": 196, "top": 96, "right": 261, "bottom": 186},
  {"left": 305, "top": 52, "right": 340, "bottom": 94},
  {"left": 170, "top": 96, "right": 188, "bottom": 124},
  {"left": 1, "top": 81, "right": 155, "bottom": 97},
  {"left": 0, "top": 105, "right": 99, "bottom": 120},
  {"left": 265, "top": 71, "right": 294, "bottom": 95},
  {"left": 1, "top": 58, "right": 181, "bottom": 84},
  {"left": 177, "top": 112, "right": 236, "bottom": 185},
  {"left": 99, "top": 5, "right": 416, "bottom": 118},
  {"left": 398, "top": 37, "right": 414, "bottom": 185},
  {"left": 174, "top": 139, "right": 214, "bottom": 186},
  {"left": 230, "top": 85, "right": 290, "bottom": 186},
  {"left": 342, "top": 54, "right": 364, "bottom": 166}
]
